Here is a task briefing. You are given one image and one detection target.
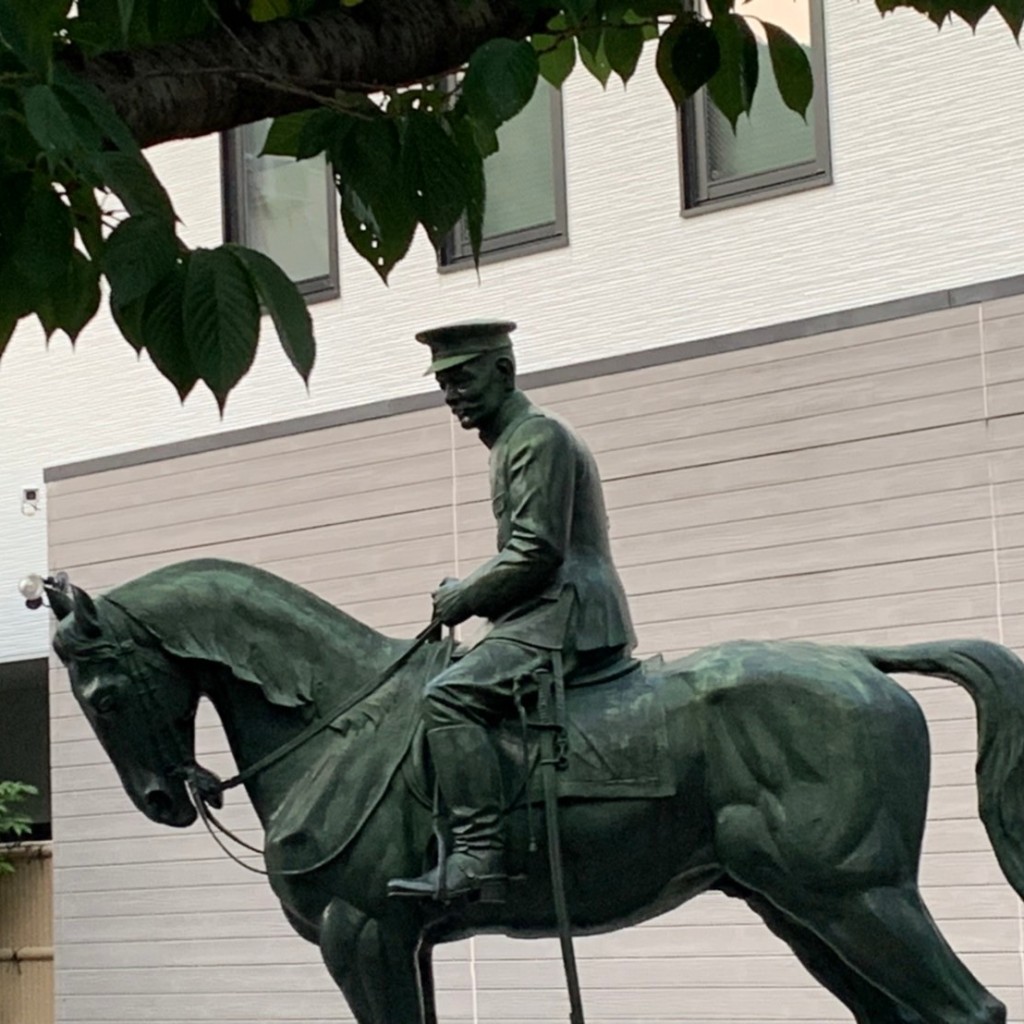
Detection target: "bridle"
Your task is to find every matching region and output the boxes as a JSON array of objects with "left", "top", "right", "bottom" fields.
[{"left": 112, "top": 609, "right": 443, "bottom": 877}]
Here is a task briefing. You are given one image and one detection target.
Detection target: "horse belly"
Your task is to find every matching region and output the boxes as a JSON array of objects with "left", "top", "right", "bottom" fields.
[{"left": 483, "top": 790, "right": 719, "bottom": 937}]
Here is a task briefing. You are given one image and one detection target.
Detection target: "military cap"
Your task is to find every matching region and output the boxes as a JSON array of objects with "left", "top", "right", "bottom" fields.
[{"left": 416, "top": 320, "right": 516, "bottom": 374}]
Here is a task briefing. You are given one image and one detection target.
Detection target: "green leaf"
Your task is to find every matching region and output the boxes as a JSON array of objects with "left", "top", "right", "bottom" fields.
[
  {"left": 331, "top": 116, "right": 400, "bottom": 198},
  {"left": 16, "top": 185, "right": 74, "bottom": 291},
  {"left": 66, "top": 183, "right": 104, "bottom": 259},
  {"left": 298, "top": 108, "right": 357, "bottom": 160},
  {"left": 995, "top": 0, "right": 1024, "bottom": 35},
  {"left": 228, "top": 245, "right": 315, "bottom": 383},
  {"left": 562, "top": 0, "right": 597, "bottom": 24},
  {"left": 707, "top": 12, "right": 759, "bottom": 129},
  {"left": 103, "top": 215, "right": 180, "bottom": 307},
  {"left": 183, "top": 247, "right": 260, "bottom": 409},
  {"left": 621, "top": 0, "right": 685, "bottom": 17},
  {"left": 262, "top": 110, "right": 318, "bottom": 158},
  {"left": 461, "top": 39, "right": 539, "bottom": 129},
  {"left": 141, "top": 262, "right": 198, "bottom": 401},
  {"left": 22, "top": 86, "right": 79, "bottom": 159},
  {"left": 37, "top": 250, "right": 101, "bottom": 343},
  {"left": 95, "top": 151, "right": 175, "bottom": 220},
  {"left": 764, "top": 22, "right": 813, "bottom": 118},
  {"left": 339, "top": 183, "right": 416, "bottom": 284},
  {"left": 54, "top": 69, "right": 141, "bottom": 155},
  {"left": 0, "top": 315, "right": 15, "bottom": 359},
  {"left": 578, "top": 28, "right": 612, "bottom": 87},
  {"left": 263, "top": 106, "right": 363, "bottom": 162},
  {"left": 400, "top": 112, "right": 470, "bottom": 249},
  {"left": 467, "top": 115, "right": 500, "bottom": 159},
  {"left": 452, "top": 118, "right": 486, "bottom": 264},
  {"left": 250, "top": 0, "right": 291, "bottom": 20},
  {"left": 144, "top": 0, "right": 216, "bottom": 44},
  {"left": 0, "top": 1, "right": 69, "bottom": 74},
  {"left": 604, "top": 23, "right": 645, "bottom": 85},
  {"left": 117, "top": 0, "right": 136, "bottom": 38},
  {"left": 331, "top": 116, "right": 417, "bottom": 281},
  {"left": 534, "top": 32, "right": 576, "bottom": 89},
  {"left": 110, "top": 293, "right": 145, "bottom": 352},
  {"left": 656, "top": 12, "right": 720, "bottom": 105}
]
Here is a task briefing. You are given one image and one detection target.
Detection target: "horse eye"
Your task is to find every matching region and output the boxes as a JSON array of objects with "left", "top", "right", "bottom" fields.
[{"left": 95, "top": 693, "right": 117, "bottom": 714}]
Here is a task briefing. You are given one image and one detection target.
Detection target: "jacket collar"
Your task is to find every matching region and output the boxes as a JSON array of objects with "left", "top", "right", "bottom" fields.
[{"left": 481, "top": 390, "right": 534, "bottom": 449}]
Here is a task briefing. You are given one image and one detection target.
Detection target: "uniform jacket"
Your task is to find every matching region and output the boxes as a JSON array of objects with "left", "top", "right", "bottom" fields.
[{"left": 457, "top": 391, "right": 636, "bottom": 653}]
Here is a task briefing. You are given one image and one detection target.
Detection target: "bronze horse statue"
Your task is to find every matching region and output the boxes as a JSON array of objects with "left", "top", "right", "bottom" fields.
[{"left": 50, "top": 558, "right": 1024, "bottom": 1024}]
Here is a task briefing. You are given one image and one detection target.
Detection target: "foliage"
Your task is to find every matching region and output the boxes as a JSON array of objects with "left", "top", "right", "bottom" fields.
[
  {"left": 0, "top": 780, "right": 39, "bottom": 874},
  {"left": 0, "top": 0, "right": 1019, "bottom": 405}
]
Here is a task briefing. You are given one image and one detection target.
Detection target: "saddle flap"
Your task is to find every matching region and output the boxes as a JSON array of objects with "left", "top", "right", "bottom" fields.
[{"left": 496, "top": 659, "right": 676, "bottom": 802}]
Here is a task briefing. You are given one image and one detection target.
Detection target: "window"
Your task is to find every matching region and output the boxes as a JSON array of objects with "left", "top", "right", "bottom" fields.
[
  {"left": 441, "top": 81, "right": 568, "bottom": 268},
  {"left": 222, "top": 119, "right": 340, "bottom": 300},
  {"left": 681, "top": 0, "right": 831, "bottom": 211},
  {"left": 0, "top": 659, "right": 50, "bottom": 842}
]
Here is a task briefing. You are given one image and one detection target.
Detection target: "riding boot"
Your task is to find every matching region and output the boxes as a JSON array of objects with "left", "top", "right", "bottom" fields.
[{"left": 388, "top": 723, "right": 506, "bottom": 901}]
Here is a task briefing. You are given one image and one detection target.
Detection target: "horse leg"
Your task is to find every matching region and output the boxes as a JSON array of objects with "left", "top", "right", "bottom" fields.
[
  {"left": 319, "top": 898, "right": 428, "bottom": 1024},
  {"left": 735, "top": 886, "right": 923, "bottom": 1024},
  {"left": 767, "top": 883, "right": 1005, "bottom": 1024}
]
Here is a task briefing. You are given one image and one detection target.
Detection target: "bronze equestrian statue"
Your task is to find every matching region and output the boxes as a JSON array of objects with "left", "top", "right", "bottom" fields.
[{"left": 36, "top": 321, "right": 1024, "bottom": 1024}]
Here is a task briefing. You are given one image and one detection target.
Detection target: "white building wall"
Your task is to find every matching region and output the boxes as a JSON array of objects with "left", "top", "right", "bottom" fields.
[{"left": 2, "top": 6, "right": 1024, "bottom": 660}]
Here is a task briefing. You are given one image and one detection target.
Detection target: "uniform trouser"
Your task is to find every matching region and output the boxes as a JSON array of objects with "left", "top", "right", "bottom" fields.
[
  {"left": 422, "top": 639, "right": 548, "bottom": 730},
  {"left": 421, "top": 638, "right": 630, "bottom": 729}
]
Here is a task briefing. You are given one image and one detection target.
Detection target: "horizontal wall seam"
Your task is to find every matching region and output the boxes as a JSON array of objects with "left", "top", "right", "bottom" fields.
[{"left": 44, "top": 272, "right": 1024, "bottom": 482}]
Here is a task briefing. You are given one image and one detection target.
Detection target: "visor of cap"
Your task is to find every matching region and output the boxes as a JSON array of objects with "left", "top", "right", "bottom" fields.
[{"left": 424, "top": 350, "right": 492, "bottom": 375}]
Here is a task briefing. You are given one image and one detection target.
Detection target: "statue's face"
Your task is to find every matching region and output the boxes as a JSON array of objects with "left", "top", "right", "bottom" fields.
[{"left": 435, "top": 354, "right": 510, "bottom": 432}]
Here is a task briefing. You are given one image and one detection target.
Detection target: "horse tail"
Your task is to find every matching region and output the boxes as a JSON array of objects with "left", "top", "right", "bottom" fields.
[{"left": 856, "top": 639, "right": 1024, "bottom": 900}]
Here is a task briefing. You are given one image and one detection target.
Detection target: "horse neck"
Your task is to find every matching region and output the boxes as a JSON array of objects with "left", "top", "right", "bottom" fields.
[{"left": 195, "top": 633, "right": 403, "bottom": 824}]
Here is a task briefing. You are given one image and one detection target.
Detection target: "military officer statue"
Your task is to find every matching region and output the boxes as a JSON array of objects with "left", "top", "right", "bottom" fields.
[{"left": 388, "top": 321, "right": 636, "bottom": 901}]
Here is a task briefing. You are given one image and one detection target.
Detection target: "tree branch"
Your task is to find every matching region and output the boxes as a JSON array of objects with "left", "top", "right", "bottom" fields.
[{"left": 69, "top": 0, "right": 548, "bottom": 148}]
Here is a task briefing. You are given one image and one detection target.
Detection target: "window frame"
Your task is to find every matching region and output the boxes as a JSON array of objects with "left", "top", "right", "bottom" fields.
[
  {"left": 679, "top": 0, "right": 832, "bottom": 214},
  {"left": 221, "top": 128, "right": 340, "bottom": 303},
  {"left": 439, "top": 84, "right": 569, "bottom": 271},
  {"left": 0, "top": 658, "right": 50, "bottom": 843}
]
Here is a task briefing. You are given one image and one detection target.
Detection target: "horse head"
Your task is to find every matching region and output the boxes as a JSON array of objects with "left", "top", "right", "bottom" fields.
[{"left": 51, "top": 585, "right": 200, "bottom": 828}]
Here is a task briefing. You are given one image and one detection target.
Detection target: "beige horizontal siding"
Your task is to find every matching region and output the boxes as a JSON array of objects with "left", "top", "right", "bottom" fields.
[{"left": 48, "top": 296, "right": 1024, "bottom": 1023}]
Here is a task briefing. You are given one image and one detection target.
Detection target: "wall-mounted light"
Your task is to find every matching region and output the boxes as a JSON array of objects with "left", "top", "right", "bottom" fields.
[{"left": 21, "top": 487, "right": 40, "bottom": 517}]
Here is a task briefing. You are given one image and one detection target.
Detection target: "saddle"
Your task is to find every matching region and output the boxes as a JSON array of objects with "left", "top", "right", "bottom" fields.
[
  {"left": 264, "top": 642, "right": 675, "bottom": 876},
  {"left": 493, "top": 655, "right": 676, "bottom": 805}
]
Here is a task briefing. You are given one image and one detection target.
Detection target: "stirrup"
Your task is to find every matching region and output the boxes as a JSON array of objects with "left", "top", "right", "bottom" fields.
[{"left": 388, "top": 854, "right": 507, "bottom": 903}]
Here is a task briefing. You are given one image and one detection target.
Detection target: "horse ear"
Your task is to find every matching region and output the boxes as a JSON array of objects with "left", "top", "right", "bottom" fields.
[
  {"left": 45, "top": 574, "right": 75, "bottom": 621},
  {"left": 72, "top": 586, "right": 103, "bottom": 639}
]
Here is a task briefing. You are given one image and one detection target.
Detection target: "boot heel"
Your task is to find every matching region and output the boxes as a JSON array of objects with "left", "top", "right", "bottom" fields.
[{"left": 477, "top": 875, "right": 508, "bottom": 903}]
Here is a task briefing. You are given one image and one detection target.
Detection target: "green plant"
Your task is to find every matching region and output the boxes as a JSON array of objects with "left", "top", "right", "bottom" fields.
[{"left": 0, "top": 780, "right": 40, "bottom": 875}]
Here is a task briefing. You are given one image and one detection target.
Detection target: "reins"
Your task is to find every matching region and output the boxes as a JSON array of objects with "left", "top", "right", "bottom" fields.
[
  {"left": 184, "top": 617, "right": 443, "bottom": 873},
  {"left": 207, "top": 617, "right": 442, "bottom": 796}
]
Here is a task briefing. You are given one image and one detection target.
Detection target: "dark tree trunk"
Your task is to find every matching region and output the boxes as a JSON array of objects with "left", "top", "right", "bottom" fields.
[{"left": 70, "top": 0, "right": 547, "bottom": 149}]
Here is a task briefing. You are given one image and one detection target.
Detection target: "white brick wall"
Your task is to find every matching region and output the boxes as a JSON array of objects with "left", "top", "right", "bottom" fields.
[{"left": 3, "top": 6, "right": 1024, "bottom": 660}]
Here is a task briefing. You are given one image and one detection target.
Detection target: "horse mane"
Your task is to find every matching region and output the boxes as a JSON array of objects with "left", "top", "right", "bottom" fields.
[{"left": 97, "top": 558, "right": 404, "bottom": 713}]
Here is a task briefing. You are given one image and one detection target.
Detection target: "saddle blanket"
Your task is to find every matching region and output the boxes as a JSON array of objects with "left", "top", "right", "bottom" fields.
[{"left": 493, "top": 660, "right": 676, "bottom": 803}]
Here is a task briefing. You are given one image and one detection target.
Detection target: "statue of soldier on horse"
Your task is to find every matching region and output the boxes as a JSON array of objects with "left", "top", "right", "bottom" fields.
[{"left": 34, "top": 321, "right": 1024, "bottom": 1024}]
